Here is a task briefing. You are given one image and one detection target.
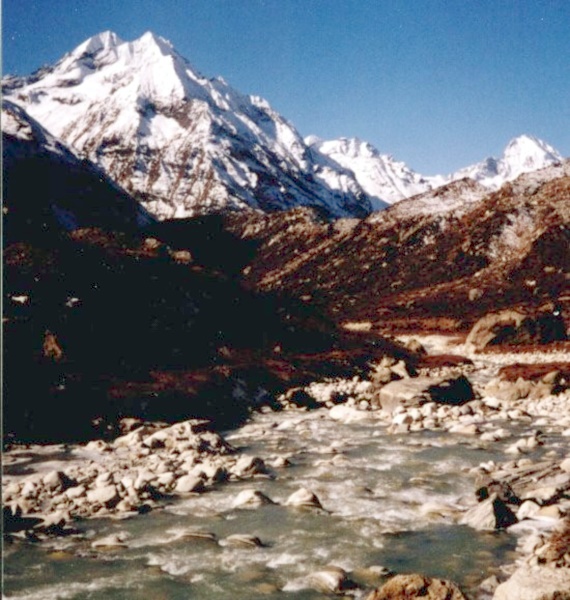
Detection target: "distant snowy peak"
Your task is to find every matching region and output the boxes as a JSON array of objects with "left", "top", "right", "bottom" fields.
[
  {"left": 504, "top": 134, "right": 562, "bottom": 165},
  {"left": 450, "top": 134, "right": 564, "bottom": 189},
  {"left": 310, "top": 133, "right": 564, "bottom": 209},
  {"left": 307, "top": 136, "right": 442, "bottom": 205},
  {"left": 3, "top": 31, "right": 373, "bottom": 220}
]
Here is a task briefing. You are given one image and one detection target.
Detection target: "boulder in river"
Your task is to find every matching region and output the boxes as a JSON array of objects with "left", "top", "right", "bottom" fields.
[
  {"left": 223, "top": 533, "right": 264, "bottom": 548},
  {"left": 232, "top": 456, "right": 270, "bottom": 478},
  {"left": 307, "top": 566, "right": 358, "bottom": 595},
  {"left": 461, "top": 494, "right": 518, "bottom": 531},
  {"left": 233, "top": 489, "right": 275, "bottom": 509},
  {"left": 285, "top": 487, "right": 324, "bottom": 510}
]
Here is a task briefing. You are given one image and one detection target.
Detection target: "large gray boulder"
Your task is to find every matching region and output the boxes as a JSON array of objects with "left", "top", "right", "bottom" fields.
[
  {"left": 378, "top": 375, "right": 474, "bottom": 414},
  {"left": 481, "top": 459, "right": 570, "bottom": 507},
  {"left": 461, "top": 494, "right": 518, "bottom": 531},
  {"left": 493, "top": 565, "right": 570, "bottom": 600}
]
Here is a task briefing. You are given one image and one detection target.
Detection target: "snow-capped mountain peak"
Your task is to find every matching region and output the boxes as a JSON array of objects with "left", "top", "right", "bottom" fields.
[
  {"left": 307, "top": 136, "right": 443, "bottom": 206},
  {"left": 3, "top": 31, "right": 565, "bottom": 221},
  {"left": 3, "top": 32, "right": 374, "bottom": 219},
  {"left": 310, "top": 132, "right": 564, "bottom": 208},
  {"left": 502, "top": 134, "right": 563, "bottom": 175}
]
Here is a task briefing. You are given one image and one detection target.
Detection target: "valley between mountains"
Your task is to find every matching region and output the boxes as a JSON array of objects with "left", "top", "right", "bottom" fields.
[{"left": 3, "top": 31, "right": 570, "bottom": 600}]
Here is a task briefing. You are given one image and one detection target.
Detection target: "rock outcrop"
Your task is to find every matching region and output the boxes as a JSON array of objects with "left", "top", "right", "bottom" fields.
[{"left": 466, "top": 308, "right": 567, "bottom": 351}]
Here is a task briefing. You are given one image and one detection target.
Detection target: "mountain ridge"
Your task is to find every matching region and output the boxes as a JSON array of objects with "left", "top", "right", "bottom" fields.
[
  {"left": 311, "top": 133, "right": 564, "bottom": 207},
  {"left": 223, "top": 159, "right": 570, "bottom": 332}
]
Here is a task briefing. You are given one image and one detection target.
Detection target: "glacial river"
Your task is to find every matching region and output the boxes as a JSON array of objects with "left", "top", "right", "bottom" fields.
[{"left": 5, "top": 404, "right": 540, "bottom": 600}]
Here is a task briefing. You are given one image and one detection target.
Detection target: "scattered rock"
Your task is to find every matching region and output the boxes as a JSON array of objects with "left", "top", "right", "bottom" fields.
[
  {"left": 329, "top": 404, "right": 372, "bottom": 422},
  {"left": 271, "top": 456, "right": 292, "bottom": 468},
  {"left": 479, "top": 574, "right": 501, "bottom": 596},
  {"left": 233, "top": 489, "right": 275, "bottom": 509},
  {"left": 280, "top": 388, "right": 320, "bottom": 409},
  {"left": 42, "top": 470, "right": 74, "bottom": 491},
  {"left": 86, "top": 485, "right": 120, "bottom": 509},
  {"left": 517, "top": 500, "right": 541, "bottom": 520},
  {"left": 223, "top": 534, "right": 264, "bottom": 548},
  {"left": 170, "top": 249, "right": 192, "bottom": 264},
  {"left": 379, "top": 375, "right": 474, "bottom": 414},
  {"left": 233, "top": 456, "right": 269, "bottom": 478},
  {"left": 169, "top": 529, "right": 218, "bottom": 543},
  {"left": 174, "top": 475, "right": 205, "bottom": 494},
  {"left": 285, "top": 488, "right": 324, "bottom": 510},
  {"left": 466, "top": 308, "right": 567, "bottom": 351},
  {"left": 307, "top": 566, "right": 358, "bottom": 595}
]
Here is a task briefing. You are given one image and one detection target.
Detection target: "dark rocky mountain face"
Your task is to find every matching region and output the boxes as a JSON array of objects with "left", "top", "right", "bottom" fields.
[
  {"left": 222, "top": 169, "right": 570, "bottom": 334},
  {"left": 2, "top": 100, "right": 152, "bottom": 243}
]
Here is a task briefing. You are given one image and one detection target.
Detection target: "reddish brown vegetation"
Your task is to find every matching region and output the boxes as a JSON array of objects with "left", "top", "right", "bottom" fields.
[
  {"left": 417, "top": 354, "right": 473, "bottom": 370},
  {"left": 498, "top": 362, "right": 570, "bottom": 383},
  {"left": 4, "top": 222, "right": 412, "bottom": 442},
  {"left": 481, "top": 340, "right": 570, "bottom": 355},
  {"left": 542, "top": 519, "right": 570, "bottom": 566},
  {"left": 223, "top": 173, "right": 570, "bottom": 335}
]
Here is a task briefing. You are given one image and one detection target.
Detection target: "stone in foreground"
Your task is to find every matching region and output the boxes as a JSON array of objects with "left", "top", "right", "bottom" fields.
[
  {"left": 285, "top": 488, "right": 324, "bottom": 510},
  {"left": 366, "top": 573, "right": 468, "bottom": 599},
  {"left": 492, "top": 565, "right": 570, "bottom": 600}
]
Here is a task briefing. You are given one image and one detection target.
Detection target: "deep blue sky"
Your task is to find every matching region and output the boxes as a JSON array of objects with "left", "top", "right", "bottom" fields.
[{"left": 3, "top": 0, "right": 569, "bottom": 174}]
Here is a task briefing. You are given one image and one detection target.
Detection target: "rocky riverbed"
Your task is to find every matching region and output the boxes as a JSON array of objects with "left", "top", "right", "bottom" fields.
[{"left": 3, "top": 338, "right": 570, "bottom": 599}]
